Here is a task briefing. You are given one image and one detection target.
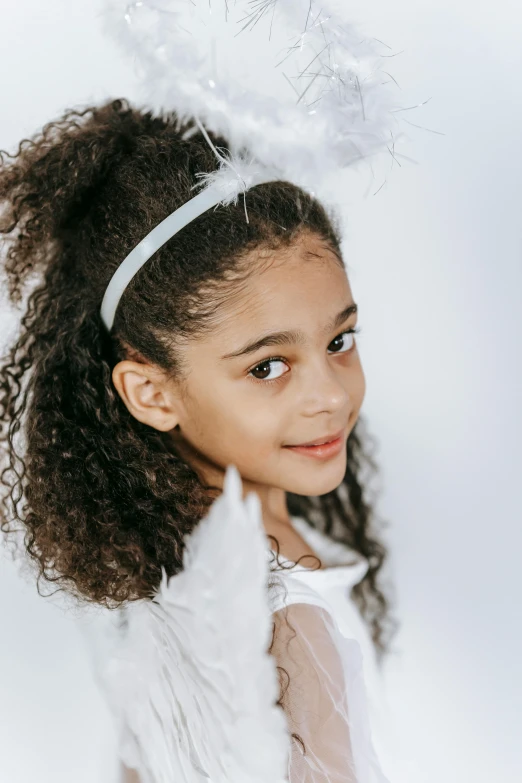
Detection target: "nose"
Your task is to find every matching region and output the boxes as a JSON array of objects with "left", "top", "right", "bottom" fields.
[{"left": 300, "top": 358, "right": 350, "bottom": 416}]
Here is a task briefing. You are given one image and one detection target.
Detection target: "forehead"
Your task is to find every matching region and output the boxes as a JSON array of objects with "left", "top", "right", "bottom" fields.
[{"left": 213, "top": 234, "right": 351, "bottom": 335}]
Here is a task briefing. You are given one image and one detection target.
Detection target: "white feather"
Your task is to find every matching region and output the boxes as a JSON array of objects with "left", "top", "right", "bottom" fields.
[
  {"left": 100, "top": 0, "right": 409, "bottom": 205},
  {"left": 188, "top": 120, "right": 283, "bottom": 211},
  {"left": 86, "top": 464, "right": 289, "bottom": 783}
]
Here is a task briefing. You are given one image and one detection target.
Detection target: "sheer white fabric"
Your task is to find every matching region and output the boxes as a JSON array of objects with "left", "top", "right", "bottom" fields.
[
  {"left": 271, "top": 600, "right": 391, "bottom": 783},
  {"left": 76, "top": 466, "right": 393, "bottom": 783},
  {"left": 271, "top": 515, "right": 400, "bottom": 780}
]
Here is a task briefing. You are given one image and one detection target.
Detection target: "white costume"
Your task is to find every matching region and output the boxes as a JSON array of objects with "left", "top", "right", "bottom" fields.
[{"left": 78, "top": 466, "right": 398, "bottom": 783}]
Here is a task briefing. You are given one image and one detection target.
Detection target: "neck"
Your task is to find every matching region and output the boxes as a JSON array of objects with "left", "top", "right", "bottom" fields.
[
  {"left": 241, "top": 477, "right": 292, "bottom": 528},
  {"left": 170, "top": 430, "right": 292, "bottom": 528}
]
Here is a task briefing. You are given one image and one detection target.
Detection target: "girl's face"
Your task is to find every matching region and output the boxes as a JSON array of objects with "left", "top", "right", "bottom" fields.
[{"left": 167, "top": 231, "right": 366, "bottom": 501}]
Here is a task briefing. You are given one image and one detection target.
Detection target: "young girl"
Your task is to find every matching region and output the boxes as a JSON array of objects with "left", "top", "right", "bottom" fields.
[{"left": 0, "top": 98, "right": 399, "bottom": 782}]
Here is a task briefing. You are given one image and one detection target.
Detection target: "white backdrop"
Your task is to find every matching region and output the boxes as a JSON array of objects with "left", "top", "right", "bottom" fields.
[{"left": 0, "top": 1, "right": 520, "bottom": 782}]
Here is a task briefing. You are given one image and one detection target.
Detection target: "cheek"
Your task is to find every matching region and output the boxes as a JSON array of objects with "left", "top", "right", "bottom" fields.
[
  {"left": 228, "top": 399, "right": 283, "bottom": 452},
  {"left": 187, "top": 382, "right": 281, "bottom": 453},
  {"left": 355, "top": 366, "right": 366, "bottom": 407},
  {"left": 348, "top": 355, "right": 366, "bottom": 407}
]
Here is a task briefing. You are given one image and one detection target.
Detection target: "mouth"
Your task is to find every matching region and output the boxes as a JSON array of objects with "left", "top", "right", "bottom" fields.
[
  {"left": 285, "top": 428, "right": 345, "bottom": 448},
  {"left": 282, "top": 429, "right": 346, "bottom": 461}
]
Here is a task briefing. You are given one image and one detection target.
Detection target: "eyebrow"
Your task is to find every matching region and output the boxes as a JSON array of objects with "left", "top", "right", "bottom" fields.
[{"left": 220, "top": 302, "right": 358, "bottom": 360}]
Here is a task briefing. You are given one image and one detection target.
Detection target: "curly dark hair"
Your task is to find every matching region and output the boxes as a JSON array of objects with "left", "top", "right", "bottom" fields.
[{"left": 0, "top": 99, "right": 398, "bottom": 753}]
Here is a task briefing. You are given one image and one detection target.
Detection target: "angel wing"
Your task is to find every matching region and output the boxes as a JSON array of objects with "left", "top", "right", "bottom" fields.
[
  {"left": 84, "top": 464, "right": 289, "bottom": 783},
  {"left": 80, "top": 464, "right": 392, "bottom": 783}
]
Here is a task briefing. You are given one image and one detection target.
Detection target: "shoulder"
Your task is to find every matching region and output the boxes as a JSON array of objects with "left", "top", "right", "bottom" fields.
[{"left": 267, "top": 571, "right": 333, "bottom": 615}]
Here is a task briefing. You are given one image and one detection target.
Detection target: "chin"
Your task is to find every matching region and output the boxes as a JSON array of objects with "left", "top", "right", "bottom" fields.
[{"left": 285, "top": 464, "right": 347, "bottom": 497}]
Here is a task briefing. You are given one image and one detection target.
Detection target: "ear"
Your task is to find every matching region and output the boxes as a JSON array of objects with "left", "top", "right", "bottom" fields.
[{"left": 111, "top": 360, "right": 182, "bottom": 432}]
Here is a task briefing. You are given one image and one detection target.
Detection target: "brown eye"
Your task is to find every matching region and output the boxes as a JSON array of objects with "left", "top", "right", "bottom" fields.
[
  {"left": 328, "top": 327, "right": 360, "bottom": 354},
  {"left": 249, "top": 358, "right": 288, "bottom": 382}
]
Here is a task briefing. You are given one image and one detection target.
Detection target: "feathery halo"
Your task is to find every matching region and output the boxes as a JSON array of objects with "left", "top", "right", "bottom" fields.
[{"left": 102, "top": 0, "right": 414, "bottom": 209}]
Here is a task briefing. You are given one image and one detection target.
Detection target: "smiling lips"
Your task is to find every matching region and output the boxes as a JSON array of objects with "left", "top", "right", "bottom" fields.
[
  {"left": 286, "top": 427, "right": 345, "bottom": 447},
  {"left": 283, "top": 428, "right": 346, "bottom": 460}
]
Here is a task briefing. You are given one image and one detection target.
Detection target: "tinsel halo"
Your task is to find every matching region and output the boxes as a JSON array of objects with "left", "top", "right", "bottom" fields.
[{"left": 101, "top": 0, "right": 416, "bottom": 208}]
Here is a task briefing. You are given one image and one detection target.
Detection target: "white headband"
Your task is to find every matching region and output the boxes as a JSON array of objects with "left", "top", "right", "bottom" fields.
[
  {"left": 99, "top": 114, "right": 281, "bottom": 333},
  {"left": 100, "top": 172, "right": 277, "bottom": 333}
]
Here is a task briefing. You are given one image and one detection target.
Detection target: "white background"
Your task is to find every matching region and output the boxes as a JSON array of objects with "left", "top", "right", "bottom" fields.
[{"left": 0, "top": 1, "right": 521, "bottom": 782}]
